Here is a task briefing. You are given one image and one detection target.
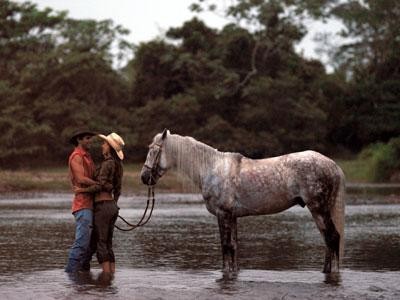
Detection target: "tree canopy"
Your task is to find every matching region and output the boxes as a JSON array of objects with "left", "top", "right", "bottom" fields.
[
  {"left": 1, "top": 0, "right": 400, "bottom": 168},
  {"left": 0, "top": 0, "right": 132, "bottom": 166}
]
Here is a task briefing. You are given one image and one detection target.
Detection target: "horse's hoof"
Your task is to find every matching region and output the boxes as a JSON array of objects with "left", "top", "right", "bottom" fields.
[
  {"left": 217, "top": 271, "right": 237, "bottom": 282},
  {"left": 324, "top": 272, "right": 341, "bottom": 285}
]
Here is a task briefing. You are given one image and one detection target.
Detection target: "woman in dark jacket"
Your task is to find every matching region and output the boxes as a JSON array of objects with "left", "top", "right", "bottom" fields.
[{"left": 75, "top": 132, "right": 124, "bottom": 273}]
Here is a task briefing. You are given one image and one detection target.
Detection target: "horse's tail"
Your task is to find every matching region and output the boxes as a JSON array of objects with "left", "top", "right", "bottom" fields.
[{"left": 331, "top": 166, "right": 346, "bottom": 264}]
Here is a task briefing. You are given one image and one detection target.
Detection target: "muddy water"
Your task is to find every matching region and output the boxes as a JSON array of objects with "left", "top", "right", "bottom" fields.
[{"left": 0, "top": 193, "right": 399, "bottom": 299}]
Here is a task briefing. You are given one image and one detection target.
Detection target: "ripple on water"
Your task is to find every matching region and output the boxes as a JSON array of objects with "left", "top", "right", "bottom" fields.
[
  {"left": 0, "top": 194, "right": 400, "bottom": 299},
  {"left": 1, "top": 269, "right": 400, "bottom": 299}
]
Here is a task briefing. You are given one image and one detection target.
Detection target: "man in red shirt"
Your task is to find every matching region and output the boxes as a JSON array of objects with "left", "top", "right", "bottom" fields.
[{"left": 65, "top": 129, "right": 98, "bottom": 273}]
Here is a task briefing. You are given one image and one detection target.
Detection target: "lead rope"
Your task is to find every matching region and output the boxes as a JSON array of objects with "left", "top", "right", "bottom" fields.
[
  {"left": 114, "top": 174, "right": 156, "bottom": 231},
  {"left": 115, "top": 144, "right": 162, "bottom": 231}
]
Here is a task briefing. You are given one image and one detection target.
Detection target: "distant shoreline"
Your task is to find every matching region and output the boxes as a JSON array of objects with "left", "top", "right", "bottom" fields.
[
  {"left": 1, "top": 165, "right": 400, "bottom": 205},
  {"left": 0, "top": 164, "right": 185, "bottom": 194},
  {"left": 1, "top": 185, "right": 400, "bottom": 206}
]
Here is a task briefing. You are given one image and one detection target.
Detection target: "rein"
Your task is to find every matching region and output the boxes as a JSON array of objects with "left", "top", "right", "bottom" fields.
[
  {"left": 114, "top": 185, "right": 155, "bottom": 231},
  {"left": 114, "top": 143, "right": 163, "bottom": 231}
]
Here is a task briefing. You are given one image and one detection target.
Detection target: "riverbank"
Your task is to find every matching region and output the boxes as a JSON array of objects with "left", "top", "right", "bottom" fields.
[
  {"left": 0, "top": 164, "right": 186, "bottom": 194},
  {"left": 1, "top": 164, "right": 400, "bottom": 205}
]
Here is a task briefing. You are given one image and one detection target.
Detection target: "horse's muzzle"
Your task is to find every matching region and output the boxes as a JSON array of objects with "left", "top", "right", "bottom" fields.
[{"left": 140, "top": 167, "right": 157, "bottom": 185}]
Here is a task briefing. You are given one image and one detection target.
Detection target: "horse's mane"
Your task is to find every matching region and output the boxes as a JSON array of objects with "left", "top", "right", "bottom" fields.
[{"left": 165, "top": 134, "right": 226, "bottom": 189}]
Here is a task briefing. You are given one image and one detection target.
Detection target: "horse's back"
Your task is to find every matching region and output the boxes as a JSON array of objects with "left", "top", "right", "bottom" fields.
[
  {"left": 233, "top": 150, "right": 344, "bottom": 216},
  {"left": 256, "top": 150, "right": 342, "bottom": 180}
]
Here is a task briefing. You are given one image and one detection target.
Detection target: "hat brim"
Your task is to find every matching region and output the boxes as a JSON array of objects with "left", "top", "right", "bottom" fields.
[
  {"left": 69, "top": 131, "right": 96, "bottom": 145},
  {"left": 98, "top": 134, "right": 124, "bottom": 160}
]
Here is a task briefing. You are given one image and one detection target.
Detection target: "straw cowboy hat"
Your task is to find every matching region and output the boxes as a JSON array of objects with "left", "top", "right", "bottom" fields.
[
  {"left": 69, "top": 128, "right": 97, "bottom": 145},
  {"left": 98, "top": 132, "right": 125, "bottom": 160}
]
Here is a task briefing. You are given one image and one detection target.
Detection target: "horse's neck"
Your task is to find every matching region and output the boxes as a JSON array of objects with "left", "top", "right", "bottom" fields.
[{"left": 166, "top": 135, "right": 225, "bottom": 187}]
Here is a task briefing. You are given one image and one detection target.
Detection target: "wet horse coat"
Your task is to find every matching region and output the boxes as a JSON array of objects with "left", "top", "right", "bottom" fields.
[{"left": 141, "top": 130, "right": 345, "bottom": 273}]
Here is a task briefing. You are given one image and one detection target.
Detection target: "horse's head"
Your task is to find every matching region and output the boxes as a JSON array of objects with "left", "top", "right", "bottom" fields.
[{"left": 140, "top": 129, "right": 169, "bottom": 186}]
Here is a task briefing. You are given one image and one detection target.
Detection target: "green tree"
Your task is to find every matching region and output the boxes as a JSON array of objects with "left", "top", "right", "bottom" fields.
[
  {"left": 0, "top": 1, "right": 133, "bottom": 167},
  {"left": 322, "top": 0, "right": 400, "bottom": 150},
  {"left": 128, "top": 0, "right": 330, "bottom": 158}
]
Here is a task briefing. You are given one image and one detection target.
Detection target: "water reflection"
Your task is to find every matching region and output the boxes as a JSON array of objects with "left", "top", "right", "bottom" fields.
[
  {"left": 67, "top": 271, "right": 117, "bottom": 294},
  {"left": 215, "top": 273, "right": 242, "bottom": 296},
  {"left": 324, "top": 272, "right": 342, "bottom": 286},
  {"left": 0, "top": 195, "right": 399, "bottom": 275},
  {"left": 0, "top": 194, "right": 399, "bottom": 298},
  {"left": 1, "top": 268, "right": 399, "bottom": 299}
]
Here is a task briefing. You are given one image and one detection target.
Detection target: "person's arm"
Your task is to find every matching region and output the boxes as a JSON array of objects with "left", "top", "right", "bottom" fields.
[
  {"left": 75, "top": 160, "right": 114, "bottom": 193},
  {"left": 113, "top": 167, "right": 122, "bottom": 202},
  {"left": 74, "top": 184, "right": 99, "bottom": 193},
  {"left": 97, "top": 160, "right": 114, "bottom": 190},
  {"left": 70, "top": 155, "right": 98, "bottom": 186}
]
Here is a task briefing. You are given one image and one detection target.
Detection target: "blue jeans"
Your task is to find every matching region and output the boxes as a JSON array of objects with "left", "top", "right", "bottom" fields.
[{"left": 65, "top": 208, "right": 93, "bottom": 273}]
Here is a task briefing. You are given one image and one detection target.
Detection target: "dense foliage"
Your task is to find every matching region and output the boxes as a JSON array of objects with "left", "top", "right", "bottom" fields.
[
  {"left": 0, "top": 0, "right": 133, "bottom": 166},
  {"left": 1, "top": 0, "right": 400, "bottom": 172},
  {"left": 358, "top": 137, "right": 400, "bottom": 182}
]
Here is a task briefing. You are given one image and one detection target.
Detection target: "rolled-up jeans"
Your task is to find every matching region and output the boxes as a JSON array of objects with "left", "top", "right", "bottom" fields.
[{"left": 65, "top": 208, "right": 93, "bottom": 273}]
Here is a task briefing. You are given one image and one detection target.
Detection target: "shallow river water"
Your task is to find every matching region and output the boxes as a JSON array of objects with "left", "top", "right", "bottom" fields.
[{"left": 0, "top": 192, "right": 399, "bottom": 299}]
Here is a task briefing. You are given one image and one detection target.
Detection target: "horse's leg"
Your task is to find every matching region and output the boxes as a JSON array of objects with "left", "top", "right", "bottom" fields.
[
  {"left": 308, "top": 203, "right": 340, "bottom": 273},
  {"left": 217, "top": 213, "right": 238, "bottom": 273},
  {"left": 320, "top": 216, "right": 340, "bottom": 273},
  {"left": 324, "top": 217, "right": 340, "bottom": 273}
]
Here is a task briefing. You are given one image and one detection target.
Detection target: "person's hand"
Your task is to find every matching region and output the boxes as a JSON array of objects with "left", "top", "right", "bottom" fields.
[
  {"left": 103, "top": 183, "right": 113, "bottom": 192},
  {"left": 73, "top": 186, "right": 83, "bottom": 193}
]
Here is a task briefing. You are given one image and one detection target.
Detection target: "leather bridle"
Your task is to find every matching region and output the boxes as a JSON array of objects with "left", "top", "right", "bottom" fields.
[{"left": 143, "top": 142, "right": 165, "bottom": 180}]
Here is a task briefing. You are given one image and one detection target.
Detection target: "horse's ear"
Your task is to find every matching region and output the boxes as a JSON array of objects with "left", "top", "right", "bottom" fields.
[{"left": 161, "top": 128, "right": 168, "bottom": 140}]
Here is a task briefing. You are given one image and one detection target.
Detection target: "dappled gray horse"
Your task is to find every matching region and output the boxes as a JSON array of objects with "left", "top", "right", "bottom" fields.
[{"left": 141, "top": 130, "right": 345, "bottom": 273}]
